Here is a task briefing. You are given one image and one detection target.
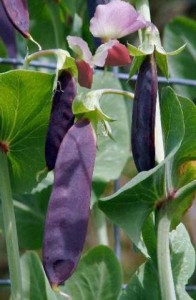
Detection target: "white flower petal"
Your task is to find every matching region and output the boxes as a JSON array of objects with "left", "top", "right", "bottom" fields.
[{"left": 67, "top": 36, "right": 92, "bottom": 63}]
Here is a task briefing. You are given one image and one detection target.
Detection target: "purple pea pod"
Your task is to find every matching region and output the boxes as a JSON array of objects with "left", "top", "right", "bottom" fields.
[
  {"left": 0, "top": 1, "right": 17, "bottom": 58},
  {"left": 131, "top": 54, "right": 158, "bottom": 172},
  {"left": 43, "top": 118, "right": 96, "bottom": 286},
  {"left": 1, "top": 0, "right": 30, "bottom": 38},
  {"left": 45, "top": 70, "right": 76, "bottom": 171}
]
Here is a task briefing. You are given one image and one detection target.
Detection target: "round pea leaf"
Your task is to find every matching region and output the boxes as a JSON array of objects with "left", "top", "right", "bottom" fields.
[
  {"left": 163, "top": 17, "right": 196, "bottom": 100},
  {"left": 92, "top": 72, "right": 131, "bottom": 181},
  {"left": 0, "top": 70, "right": 54, "bottom": 193},
  {"left": 66, "top": 245, "right": 122, "bottom": 300}
]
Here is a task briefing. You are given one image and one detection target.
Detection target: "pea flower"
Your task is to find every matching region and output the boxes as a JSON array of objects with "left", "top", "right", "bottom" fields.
[
  {"left": 90, "top": 0, "right": 147, "bottom": 41},
  {"left": 67, "top": 0, "right": 147, "bottom": 88}
]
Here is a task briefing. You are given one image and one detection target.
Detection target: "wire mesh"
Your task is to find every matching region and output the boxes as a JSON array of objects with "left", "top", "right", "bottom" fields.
[{"left": 0, "top": 57, "right": 196, "bottom": 87}]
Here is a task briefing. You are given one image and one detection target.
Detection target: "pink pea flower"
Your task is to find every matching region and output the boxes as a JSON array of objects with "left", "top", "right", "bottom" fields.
[
  {"left": 67, "top": 36, "right": 94, "bottom": 89},
  {"left": 67, "top": 36, "right": 131, "bottom": 88},
  {"left": 90, "top": 0, "right": 147, "bottom": 41},
  {"left": 67, "top": 1, "right": 147, "bottom": 88}
]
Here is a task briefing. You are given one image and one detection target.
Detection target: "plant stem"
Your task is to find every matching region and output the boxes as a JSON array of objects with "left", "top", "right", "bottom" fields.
[
  {"left": 155, "top": 93, "right": 165, "bottom": 163},
  {"left": 157, "top": 208, "right": 176, "bottom": 300},
  {"left": 0, "top": 151, "right": 23, "bottom": 300},
  {"left": 102, "top": 89, "right": 134, "bottom": 99},
  {"left": 136, "top": 0, "right": 151, "bottom": 22},
  {"left": 28, "top": 35, "right": 42, "bottom": 51},
  {"left": 174, "top": 180, "right": 196, "bottom": 200},
  {"left": 93, "top": 204, "right": 109, "bottom": 245},
  {"left": 136, "top": 0, "right": 151, "bottom": 43},
  {"left": 24, "top": 49, "right": 59, "bottom": 69},
  {"left": 165, "top": 158, "right": 174, "bottom": 194}
]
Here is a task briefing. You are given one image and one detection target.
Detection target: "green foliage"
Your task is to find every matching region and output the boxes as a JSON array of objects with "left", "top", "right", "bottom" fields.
[
  {"left": 99, "top": 165, "right": 165, "bottom": 254},
  {"left": 66, "top": 246, "right": 122, "bottom": 300},
  {"left": 120, "top": 223, "right": 195, "bottom": 300},
  {"left": 120, "top": 260, "right": 160, "bottom": 300},
  {"left": 0, "top": 70, "right": 54, "bottom": 193},
  {"left": 28, "top": 0, "right": 56, "bottom": 51},
  {"left": 170, "top": 224, "right": 195, "bottom": 300},
  {"left": 160, "top": 87, "right": 184, "bottom": 157},
  {"left": 163, "top": 17, "right": 196, "bottom": 100},
  {"left": 172, "top": 96, "right": 196, "bottom": 186},
  {"left": 20, "top": 247, "right": 122, "bottom": 300},
  {"left": 92, "top": 73, "right": 130, "bottom": 181},
  {"left": 21, "top": 251, "right": 61, "bottom": 300},
  {"left": 74, "top": 72, "right": 130, "bottom": 182},
  {"left": 13, "top": 186, "right": 51, "bottom": 249}
]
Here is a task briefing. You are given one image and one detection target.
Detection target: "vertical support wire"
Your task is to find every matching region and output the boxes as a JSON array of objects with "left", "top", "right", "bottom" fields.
[{"left": 113, "top": 180, "right": 121, "bottom": 261}]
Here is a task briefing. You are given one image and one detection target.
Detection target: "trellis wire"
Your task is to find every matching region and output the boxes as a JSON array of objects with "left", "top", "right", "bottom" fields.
[
  {"left": 0, "top": 279, "right": 11, "bottom": 286},
  {"left": 113, "top": 180, "right": 121, "bottom": 261},
  {"left": 0, "top": 57, "right": 196, "bottom": 87}
]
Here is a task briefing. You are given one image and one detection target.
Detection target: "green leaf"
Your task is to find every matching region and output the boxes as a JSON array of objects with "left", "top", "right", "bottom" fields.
[
  {"left": 161, "top": 44, "right": 186, "bottom": 56},
  {"left": 163, "top": 17, "right": 196, "bottom": 99},
  {"left": 129, "top": 56, "right": 145, "bottom": 78},
  {"left": 160, "top": 92, "right": 196, "bottom": 229},
  {"left": 170, "top": 223, "right": 195, "bottom": 300},
  {"left": 0, "top": 70, "right": 54, "bottom": 193},
  {"left": 91, "top": 179, "right": 107, "bottom": 207},
  {"left": 13, "top": 185, "right": 51, "bottom": 249},
  {"left": 127, "top": 44, "right": 146, "bottom": 56},
  {"left": 66, "top": 246, "right": 122, "bottom": 300},
  {"left": 0, "top": 173, "right": 53, "bottom": 249},
  {"left": 160, "top": 87, "right": 185, "bottom": 157},
  {"left": 155, "top": 43, "right": 186, "bottom": 80},
  {"left": 155, "top": 50, "right": 169, "bottom": 79},
  {"left": 21, "top": 251, "right": 60, "bottom": 300},
  {"left": 120, "top": 223, "right": 194, "bottom": 300},
  {"left": 175, "top": 96, "right": 196, "bottom": 165},
  {"left": 171, "top": 95, "right": 196, "bottom": 188},
  {"left": 99, "top": 165, "right": 165, "bottom": 254},
  {"left": 89, "top": 73, "right": 130, "bottom": 181},
  {"left": 119, "top": 260, "right": 161, "bottom": 300},
  {"left": 142, "top": 214, "right": 157, "bottom": 262}
]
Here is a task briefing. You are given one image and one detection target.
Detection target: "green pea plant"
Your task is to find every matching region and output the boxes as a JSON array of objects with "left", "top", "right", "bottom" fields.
[{"left": 0, "top": 0, "right": 195, "bottom": 299}]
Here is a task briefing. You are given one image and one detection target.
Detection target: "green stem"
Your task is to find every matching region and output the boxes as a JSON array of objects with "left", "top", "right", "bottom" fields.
[
  {"left": 136, "top": 0, "right": 151, "bottom": 22},
  {"left": 102, "top": 89, "right": 134, "bottom": 100},
  {"left": 0, "top": 151, "right": 23, "bottom": 300},
  {"left": 165, "top": 158, "right": 174, "bottom": 194},
  {"left": 136, "top": 0, "right": 151, "bottom": 43},
  {"left": 28, "top": 35, "right": 42, "bottom": 51},
  {"left": 157, "top": 209, "right": 176, "bottom": 300},
  {"left": 24, "top": 49, "right": 59, "bottom": 69},
  {"left": 93, "top": 204, "right": 109, "bottom": 245},
  {"left": 174, "top": 180, "right": 196, "bottom": 200}
]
